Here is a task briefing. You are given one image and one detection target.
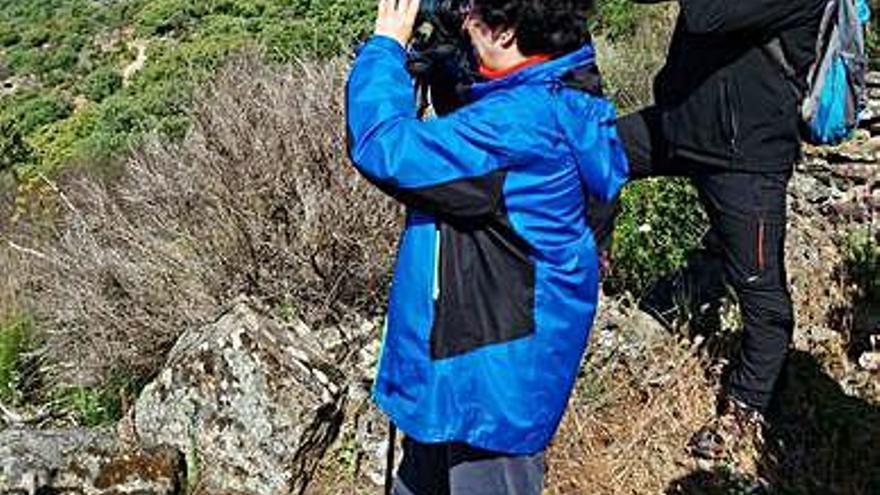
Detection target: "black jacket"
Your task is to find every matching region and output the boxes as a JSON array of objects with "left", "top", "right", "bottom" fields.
[{"left": 644, "top": 0, "right": 827, "bottom": 171}]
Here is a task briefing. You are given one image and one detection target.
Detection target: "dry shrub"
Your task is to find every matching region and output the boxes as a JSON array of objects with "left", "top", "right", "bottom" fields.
[
  {"left": 5, "top": 54, "right": 400, "bottom": 388},
  {"left": 596, "top": 3, "right": 678, "bottom": 112},
  {"left": 0, "top": 183, "right": 25, "bottom": 323},
  {"left": 0, "top": 233, "right": 14, "bottom": 324},
  {"left": 0, "top": 249, "right": 17, "bottom": 323},
  {"left": 546, "top": 308, "right": 718, "bottom": 495}
]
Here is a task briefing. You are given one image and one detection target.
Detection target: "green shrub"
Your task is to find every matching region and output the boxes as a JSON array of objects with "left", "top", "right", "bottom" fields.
[
  {"left": 592, "top": 5, "right": 705, "bottom": 297},
  {"left": 5, "top": 47, "right": 42, "bottom": 75},
  {"left": 212, "top": 0, "right": 273, "bottom": 18},
  {"left": 0, "top": 121, "right": 36, "bottom": 172},
  {"left": 27, "top": 105, "right": 101, "bottom": 174},
  {"left": 135, "top": 0, "right": 201, "bottom": 36},
  {"left": 0, "top": 0, "right": 381, "bottom": 176},
  {"left": 846, "top": 229, "right": 880, "bottom": 304},
  {"left": 197, "top": 13, "right": 251, "bottom": 38},
  {"left": 39, "top": 45, "right": 79, "bottom": 76},
  {"left": 0, "top": 21, "right": 20, "bottom": 47},
  {"left": 1, "top": 92, "right": 72, "bottom": 134},
  {"left": 53, "top": 366, "right": 146, "bottom": 427},
  {"left": 82, "top": 67, "right": 124, "bottom": 103},
  {"left": 20, "top": 26, "right": 50, "bottom": 48},
  {"left": 0, "top": 316, "right": 31, "bottom": 404},
  {"left": 605, "top": 179, "right": 708, "bottom": 297},
  {"left": 94, "top": 95, "right": 152, "bottom": 139},
  {"left": 594, "top": 0, "right": 642, "bottom": 41}
]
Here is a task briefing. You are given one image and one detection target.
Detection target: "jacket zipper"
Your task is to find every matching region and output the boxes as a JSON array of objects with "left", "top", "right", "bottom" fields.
[
  {"left": 757, "top": 219, "right": 765, "bottom": 271},
  {"left": 433, "top": 224, "right": 441, "bottom": 301},
  {"left": 724, "top": 81, "right": 740, "bottom": 155}
]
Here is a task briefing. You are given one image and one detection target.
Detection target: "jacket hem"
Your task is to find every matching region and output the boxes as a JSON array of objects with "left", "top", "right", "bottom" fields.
[{"left": 372, "top": 391, "right": 549, "bottom": 456}]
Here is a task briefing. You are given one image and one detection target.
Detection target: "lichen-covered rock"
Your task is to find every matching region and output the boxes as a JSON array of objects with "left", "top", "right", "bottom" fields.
[
  {"left": 134, "top": 300, "right": 346, "bottom": 495},
  {"left": 0, "top": 428, "right": 182, "bottom": 494},
  {"left": 865, "top": 72, "right": 880, "bottom": 132}
]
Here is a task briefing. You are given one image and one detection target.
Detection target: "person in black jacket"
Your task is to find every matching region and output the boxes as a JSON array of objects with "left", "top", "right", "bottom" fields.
[{"left": 592, "top": 0, "right": 828, "bottom": 460}]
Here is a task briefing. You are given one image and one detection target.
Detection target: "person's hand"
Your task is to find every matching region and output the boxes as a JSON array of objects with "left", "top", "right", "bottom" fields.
[{"left": 375, "top": 0, "right": 421, "bottom": 48}]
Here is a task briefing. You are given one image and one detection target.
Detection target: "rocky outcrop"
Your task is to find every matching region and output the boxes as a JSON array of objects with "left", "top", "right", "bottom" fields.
[
  {"left": 789, "top": 72, "right": 879, "bottom": 381},
  {"left": 796, "top": 71, "right": 880, "bottom": 224},
  {"left": 0, "top": 427, "right": 182, "bottom": 494},
  {"left": 865, "top": 71, "right": 880, "bottom": 133},
  {"left": 862, "top": 70, "right": 880, "bottom": 138},
  {"left": 0, "top": 301, "right": 359, "bottom": 495},
  {"left": 133, "top": 300, "right": 346, "bottom": 495}
]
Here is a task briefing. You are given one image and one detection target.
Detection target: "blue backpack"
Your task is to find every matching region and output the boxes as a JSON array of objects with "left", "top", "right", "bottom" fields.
[{"left": 765, "top": 0, "right": 872, "bottom": 145}]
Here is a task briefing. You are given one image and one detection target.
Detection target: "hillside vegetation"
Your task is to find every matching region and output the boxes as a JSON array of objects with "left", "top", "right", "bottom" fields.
[
  {"left": 0, "top": 0, "right": 374, "bottom": 177},
  {"left": 0, "top": 1, "right": 877, "bottom": 493}
]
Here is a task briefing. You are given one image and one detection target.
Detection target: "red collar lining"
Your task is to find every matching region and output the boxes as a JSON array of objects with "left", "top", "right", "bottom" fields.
[{"left": 478, "top": 54, "right": 552, "bottom": 80}]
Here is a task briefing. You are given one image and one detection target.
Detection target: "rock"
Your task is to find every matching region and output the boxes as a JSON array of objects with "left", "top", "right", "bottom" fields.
[
  {"left": 792, "top": 172, "right": 835, "bottom": 205},
  {"left": 829, "top": 162, "right": 879, "bottom": 186},
  {"left": 134, "top": 300, "right": 346, "bottom": 495},
  {"left": 90, "top": 448, "right": 184, "bottom": 494},
  {"left": 357, "top": 337, "right": 382, "bottom": 379},
  {"left": 866, "top": 97, "right": 880, "bottom": 124},
  {"left": 828, "top": 185, "right": 878, "bottom": 222},
  {"left": 858, "top": 352, "right": 880, "bottom": 372},
  {"left": 347, "top": 382, "right": 397, "bottom": 488},
  {"left": 0, "top": 428, "right": 182, "bottom": 494},
  {"left": 800, "top": 325, "right": 841, "bottom": 345},
  {"left": 281, "top": 313, "right": 382, "bottom": 367},
  {"left": 866, "top": 71, "right": 880, "bottom": 88},
  {"left": 808, "top": 128, "right": 880, "bottom": 163}
]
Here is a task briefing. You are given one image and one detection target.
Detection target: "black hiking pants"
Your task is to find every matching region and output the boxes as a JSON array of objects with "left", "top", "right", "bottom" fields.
[{"left": 596, "top": 107, "right": 796, "bottom": 412}]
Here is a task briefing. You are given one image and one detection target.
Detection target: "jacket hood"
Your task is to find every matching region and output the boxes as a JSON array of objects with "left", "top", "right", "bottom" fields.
[{"left": 470, "top": 44, "right": 629, "bottom": 202}]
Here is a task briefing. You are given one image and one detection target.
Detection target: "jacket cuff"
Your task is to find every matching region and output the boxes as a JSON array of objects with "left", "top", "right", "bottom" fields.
[{"left": 364, "top": 35, "right": 408, "bottom": 58}]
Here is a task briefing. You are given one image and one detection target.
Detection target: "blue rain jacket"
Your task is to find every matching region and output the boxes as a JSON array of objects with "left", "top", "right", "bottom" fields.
[{"left": 346, "top": 35, "right": 628, "bottom": 454}]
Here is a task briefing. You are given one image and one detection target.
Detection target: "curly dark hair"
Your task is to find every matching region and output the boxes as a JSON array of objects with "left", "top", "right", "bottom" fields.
[{"left": 472, "top": 0, "right": 594, "bottom": 56}]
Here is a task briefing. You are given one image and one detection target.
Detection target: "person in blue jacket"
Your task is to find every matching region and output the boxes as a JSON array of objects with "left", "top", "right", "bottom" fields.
[{"left": 346, "top": 0, "right": 628, "bottom": 492}]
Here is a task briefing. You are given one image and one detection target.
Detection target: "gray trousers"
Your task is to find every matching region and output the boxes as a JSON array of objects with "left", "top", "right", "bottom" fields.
[{"left": 392, "top": 437, "right": 544, "bottom": 495}]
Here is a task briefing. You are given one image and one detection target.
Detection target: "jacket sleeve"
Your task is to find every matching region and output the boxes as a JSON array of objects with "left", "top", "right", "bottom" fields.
[
  {"left": 346, "top": 36, "right": 530, "bottom": 219},
  {"left": 677, "top": 0, "right": 823, "bottom": 35}
]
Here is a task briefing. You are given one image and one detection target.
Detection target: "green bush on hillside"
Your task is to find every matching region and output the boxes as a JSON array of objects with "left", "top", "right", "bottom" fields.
[
  {"left": 0, "top": 93, "right": 71, "bottom": 171},
  {"left": 0, "top": 0, "right": 377, "bottom": 177},
  {"left": 0, "top": 122, "right": 35, "bottom": 172},
  {"left": 593, "top": 0, "right": 709, "bottom": 297},
  {"left": 1, "top": 91, "right": 72, "bottom": 137},
  {"left": 594, "top": 0, "right": 642, "bottom": 41},
  {"left": 135, "top": 0, "right": 201, "bottom": 36},
  {"left": 0, "top": 316, "right": 31, "bottom": 404},
  {"left": 606, "top": 179, "right": 708, "bottom": 297},
  {"left": 27, "top": 105, "right": 102, "bottom": 173},
  {"left": 0, "top": 21, "right": 20, "bottom": 47},
  {"left": 82, "top": 67, "right": 124, "bottom": 103},
  {"left": 58, "top": 370, "right": 146, "bottom": 426},
  {"left": 846, "top": 229, "right": 880, "bottom": 303}
]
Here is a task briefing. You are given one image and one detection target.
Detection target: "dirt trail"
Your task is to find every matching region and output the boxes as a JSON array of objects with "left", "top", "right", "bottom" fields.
[{"left": 122, "top": 40, "right": 148, "bottom": 85}]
